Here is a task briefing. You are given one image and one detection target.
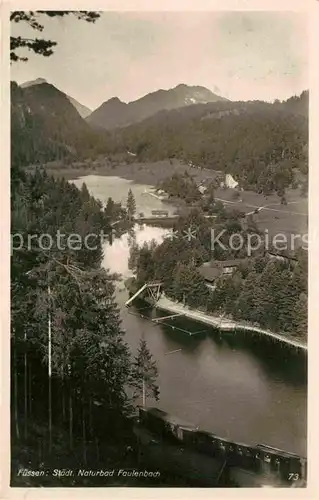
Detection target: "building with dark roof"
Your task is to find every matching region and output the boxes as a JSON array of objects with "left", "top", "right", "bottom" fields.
[
  {"left": 198, "top": 259, "right": 244, "bottom": 285},
  {"left": 265, "top": 250, "right": 298, "bottom": 264}
]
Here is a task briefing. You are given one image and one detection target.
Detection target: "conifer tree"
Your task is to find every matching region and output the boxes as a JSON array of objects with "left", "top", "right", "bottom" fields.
[
  {"left": 10, "top": 11, "right": 100, "bottom": 62},
  {"left": 130, "top": 339, "right": 159, "bottom": 408},
  {"left": 171, "top": 262, "right": 208, "bottom": 308},
  {"left": 126, "top": 188, "right": 136, "bottom": 221}
]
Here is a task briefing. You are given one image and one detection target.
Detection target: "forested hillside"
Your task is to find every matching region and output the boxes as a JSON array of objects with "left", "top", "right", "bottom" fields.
[
  {"left": 129, "top": 209, "right": 307, "bottom": 340},
  {"left": 10, "top": 166, "right": 159, "bottom": 485},
  {"left": 11, "top": 79, "right": 308, "bottom": 197},
  {"left": 86, "top": 84, "right": 227, "bottom": 130},
  {"left": 11, "top": 81, "right": 100, "bottom": 167},
  {"left": 110, "top": 92, "right": 308, "bottom": 194}
]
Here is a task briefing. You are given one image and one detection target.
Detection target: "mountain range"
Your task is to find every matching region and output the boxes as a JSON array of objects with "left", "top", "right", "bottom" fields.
[
  {"left": 21, "top": 78, "right": 92, "bottom": 118},
  {"left": 11, "top": 80, "right": 229, "bottom": 165},
  {"left": 86, "top": 84, "right": 228, "bottom": 130},
  {"left": 11, "top": 77, "right": 308, "bottom": 195},
  {"left": 11, "top": 80, "right": 94, "bottom": 166}
]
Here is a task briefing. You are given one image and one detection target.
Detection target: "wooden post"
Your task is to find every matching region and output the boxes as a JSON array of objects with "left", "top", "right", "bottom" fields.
[
  {"left": 48, "top": 284, "right": 52, "bottom": 453},
  {"left": 82, "top": 403, "right": 87, "bottom": 465},
  {"left": 24, "top": 330, "right": 28, "bottom": 439},
  {"left": 142, "top": 378, "right": 146, "bottom": 408},
  {"left": 28, "top": 361, "right": 32, "bottom": 415},
  {"left": 13, "top": 340, "right": 20, "bottom": 440},
  {"left": 69, "top": 388, "right": 73, "bottom": 449}
]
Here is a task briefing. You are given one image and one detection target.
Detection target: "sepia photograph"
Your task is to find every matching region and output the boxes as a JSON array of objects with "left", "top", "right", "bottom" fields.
[{"left": 8, "top": 6, "right": 308, "bottom": 489}]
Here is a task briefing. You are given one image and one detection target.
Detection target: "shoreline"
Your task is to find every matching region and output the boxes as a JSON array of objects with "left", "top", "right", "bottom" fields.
[
  {"left": 34, "top": 159, "right": 219, "bottom": 185},
  {"left": 155, "top": 295, "right": 307, "bottom": 351},
  {"left": 124, "top": 279, "right": 307, "bottom": 351}
]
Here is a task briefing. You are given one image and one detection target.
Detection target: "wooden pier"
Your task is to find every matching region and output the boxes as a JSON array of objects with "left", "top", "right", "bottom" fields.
[
  {"left": 125, "top": 281, "right": 307, "bottom": 351},
  {"left": 152, "top": 313, "right": 182, "bottom": 322},
  {"left": 155, "top": 296, "right": 307, "bottom": 351}
]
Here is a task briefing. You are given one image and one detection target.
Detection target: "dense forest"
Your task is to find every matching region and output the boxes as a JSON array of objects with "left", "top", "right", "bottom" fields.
[
  {"left": 129, "top": 208, "right": 307, "bottom": 340},
  {"left": 10, "top": 165, "right": 163, "bottom": 486},
  {"left": 9, "top": 11, "right": 308, "bottom": 487},
  {"left": 11, "top": 81, "right": 106, "bottom": 167},
  {"left": 11, "top": 80, "right": 308, "bottom": 196},
  {"left": 110, "top": 92, "right": 308, "bottom": 195}
]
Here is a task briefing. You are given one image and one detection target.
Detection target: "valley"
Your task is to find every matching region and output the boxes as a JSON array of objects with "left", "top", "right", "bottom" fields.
[
  {"left": 11, "top": 73, "right": 308, "bottom": 489},
  {"left": 41, "top": 158, "right": 307, "bottom": 245}
]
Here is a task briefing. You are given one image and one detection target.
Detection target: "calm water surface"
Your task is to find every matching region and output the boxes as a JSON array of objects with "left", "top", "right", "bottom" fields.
[{"left": 71, "top": 175, "right": 307, "bottom": 456}]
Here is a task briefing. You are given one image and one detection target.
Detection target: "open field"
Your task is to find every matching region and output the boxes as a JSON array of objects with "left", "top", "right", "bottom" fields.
[
  {"left": 38, "top": 159, "right": 220, "bottom": 184},
  {"left": 214, "top": 187, "right": 308, "bottom": 243},
  {"left": 37, "top": 159, "right": 308, "bottom": 243}
]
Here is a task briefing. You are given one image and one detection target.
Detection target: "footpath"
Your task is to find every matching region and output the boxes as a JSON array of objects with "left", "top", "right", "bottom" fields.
[{"left": 155, "top": 295, "right": 307, "bottom": 351}]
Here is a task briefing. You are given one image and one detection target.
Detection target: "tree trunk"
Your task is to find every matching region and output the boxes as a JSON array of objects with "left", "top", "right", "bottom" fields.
[
  {"left": 28, "top": 361, "right": 32, "bottom": 415},
  {"left": 82, "top": 401, "right": 87, "bottom": 465},
  {"left": 13, "top": 341, "right": 20, "bottom": 439},
  {"left": 48, "top": 292, "right": 52, "bottom": 453},
  {"left": 89, "top": 398, "right": 93, "bottom": 439},
  {"left": 38, "top": 438, "right": 42, "bottom": 463},
  {"left": 95, "top": 437, "right": 99, "bottom": 463},
  {"left": 61, "top": 376, "right": 66, "bottom": 424},
  {"left": 142, "top": 378, "right": 146, "bottom": 408},
  {"left": 48, "top": 375, "right": 52, "bottom": 451},
  {"left": 69, "top": 385, "right": 73, "bottom": 449},
  {"left": 24, "top": 332, "right": 28, "bottom": 439}
]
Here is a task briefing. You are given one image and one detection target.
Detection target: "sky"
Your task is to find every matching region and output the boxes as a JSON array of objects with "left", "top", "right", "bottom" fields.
[{"left": 11, "top": 11, "right": 308, "bottom": 111}]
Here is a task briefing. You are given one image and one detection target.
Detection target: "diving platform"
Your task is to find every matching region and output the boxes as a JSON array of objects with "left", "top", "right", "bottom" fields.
[
  {"left": 125, "top": 282, "right": 163, "bottom": 307},
  {"left": 152, "top": 313, "right": 182, "bottom": 322}
]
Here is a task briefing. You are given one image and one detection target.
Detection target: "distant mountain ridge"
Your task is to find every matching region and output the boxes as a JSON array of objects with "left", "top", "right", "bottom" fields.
[
  {"left": 66, "top": 96, "right": 92, "bottom": 119},
  {"left": 86, "top": 84, "right": 228, "bottom": 130},
  {"left": 11, "top": 80, "right": 94, "bottom": 166},
  {"left": 106, "top": 90, "right": 308, "bottom": 193},
  {"left": 11, "top": 76, "right": 308, "bottom": 197},
  {"left": 20, "top": 78, "right": 92, "bottom": 118}
]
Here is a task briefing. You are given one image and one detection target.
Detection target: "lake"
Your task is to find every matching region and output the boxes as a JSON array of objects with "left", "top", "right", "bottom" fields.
[{"left": 71, "top": 175, "right": 307, "bottom": 457}]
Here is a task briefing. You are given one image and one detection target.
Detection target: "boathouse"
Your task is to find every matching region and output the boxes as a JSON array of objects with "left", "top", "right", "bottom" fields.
[
  {"left": 151, "top": 209, "right": 169, "bottom": 217},
  {"left": 265, "top": 250, "right": 298, "bottom": 266},
  {"left": 198, "top": 259, "right": 244, "bottom": 286}
]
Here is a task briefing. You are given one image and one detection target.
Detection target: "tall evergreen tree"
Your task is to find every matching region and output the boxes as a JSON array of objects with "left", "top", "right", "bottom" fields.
[
  {"left": 171, "top": 262, "right": 208, "bottom": 308},
  {"left": 130, "top": 339, "right": 159, "bottom": 408},
  {"left": 11, "top": 165, "right": 136, "bottom": 477},
  {"left": 126, "top": 188, "right": 136, "bottom": 221}
]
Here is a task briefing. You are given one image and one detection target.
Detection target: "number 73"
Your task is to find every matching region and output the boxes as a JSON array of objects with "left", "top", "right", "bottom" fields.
[{"left": 288, "top": 473, "right": 300, "bottom": 481}]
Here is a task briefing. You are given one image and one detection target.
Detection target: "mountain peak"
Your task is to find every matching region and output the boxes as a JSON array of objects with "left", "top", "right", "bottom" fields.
[
  {"left": 21, "top": 78, "right": 47, "bottom": 88},
  {"left": 106, "top": 96, "right": 126, "bottom": 105},
  {"left": 87, "top": 83, "right": 228, "bottom": 130},
  {"left": 20, "top": 78, "right": 92, "bottom": 118}
]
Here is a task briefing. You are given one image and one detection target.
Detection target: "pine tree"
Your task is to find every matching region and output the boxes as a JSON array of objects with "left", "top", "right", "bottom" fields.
[
  {"left": 171, "top": 262, "right": 208, "bottom": 308},
  {"left": 80, "top": 182, "right": 90, "bottom": 202},
  {"left": 126, "top": 189, "right": 136, "bottom": 221},
  {"left": 105, "top": 197, "right": 115, "bottom": 218},
  {"left": 130, "top": 339, "right": 159, "bottom": 408},
  {"left": 291, "top": 292, "right": 308, "bottom": 339},
  {"left": 11, "top": 166, "right": 135, "bottom": 469},
  {"left": 10, "top": 11, "right": 100, "bottom": 62}
]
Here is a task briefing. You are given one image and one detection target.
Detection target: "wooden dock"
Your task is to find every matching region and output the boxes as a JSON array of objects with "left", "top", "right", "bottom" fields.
[
  {"left": 152, "top": 313, "right": 182, "bottom": 322},
  {"left": 125, "top": 280, "right": 307, "bottom": 351},
  {"left": 155, "top": 296, "right": 307, "bottom": 351}
]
